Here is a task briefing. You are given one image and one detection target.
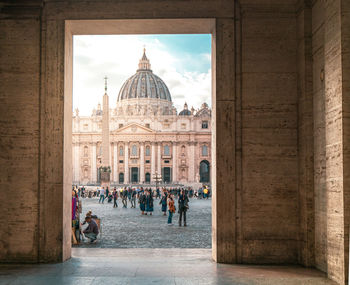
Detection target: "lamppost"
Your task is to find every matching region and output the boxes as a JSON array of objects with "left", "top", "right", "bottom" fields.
[{"left": 152, "top": 170, "right": 162, "bottom": 190}]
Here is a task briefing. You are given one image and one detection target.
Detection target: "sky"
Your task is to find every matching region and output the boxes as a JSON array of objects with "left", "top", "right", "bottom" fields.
[{"left": 73, "top": 34, "right": 212, "bottom": 116}]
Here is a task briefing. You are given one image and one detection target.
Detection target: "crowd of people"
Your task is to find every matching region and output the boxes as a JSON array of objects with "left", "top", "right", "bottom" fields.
[{"left": 72, "top": 185, "right": 210, "bottom": 243}]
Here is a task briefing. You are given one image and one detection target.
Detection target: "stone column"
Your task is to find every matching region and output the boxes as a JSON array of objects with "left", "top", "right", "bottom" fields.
[
  {"left": 151, "top": 143, "right": 156, "bottom": 182},
  {"left": 172, "top": 143, "right": 177, "bottom": 183},
  {"left": 140, "top": 143, "right": 145, "bottom": 183},
  {"left": 74, "top": 144, "right": 80, "bottom": 183},
  {"left": 188, "top": 142, "right": 195, "bottom": 182},
  {"left": 124, "top": 142, "right": 129, "bottom": 184},
  {"left": 157, "top": 143, "right": 161, "bottom": 176},
  {"left": 113, "top": 143, "right": 118, "bottom": 183},
  {"left": 91, "top": 143, "right": 97, "bottom": 183}
]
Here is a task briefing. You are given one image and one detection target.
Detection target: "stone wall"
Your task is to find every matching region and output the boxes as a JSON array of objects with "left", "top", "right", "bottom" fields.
[
  {"left": 0, "top": 8, "right": 41, "bottom": 262},
  {"left": 240, "top": 3, "right": 299, "bottom": 264}
]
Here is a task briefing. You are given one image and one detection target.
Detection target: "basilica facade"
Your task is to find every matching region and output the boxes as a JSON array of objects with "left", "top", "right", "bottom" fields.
[{"left": 72, "top": 50, "right": 211, "bottom": 186}]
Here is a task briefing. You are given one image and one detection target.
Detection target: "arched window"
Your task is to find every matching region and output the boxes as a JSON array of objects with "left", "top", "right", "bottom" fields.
[
  {"left": 131, "top": 145, "right": 137, "bottom": 156},
  {"left": 145, "top": 146, "right": 151, "bottom": 156},
  {"left": 84, "top": 146, "right": 88, "bottom": 157},
  {"left": 119, "top": 172, "right": 124, "bottom": 184},
  {"left": 119, "top": 146, "right": 124, "bottom": 156},
  {"left": 164, "top": 145, "right": 170, "bottom": 155},
  {"left": 181, "top": 145, "right": 186, "bottom": 154},
  {"left": 202, "top": 145, "right": 208, "bottom": 156}
]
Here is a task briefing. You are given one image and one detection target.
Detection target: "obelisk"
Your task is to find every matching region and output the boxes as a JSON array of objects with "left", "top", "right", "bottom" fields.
[{"left": 101, "top": 76, "right": 110, "bottom": 187}]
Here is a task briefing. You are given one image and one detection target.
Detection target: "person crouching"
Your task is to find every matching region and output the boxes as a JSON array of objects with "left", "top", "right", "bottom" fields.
[{"left": 83, "top": 216, "right": 99, "bottom": 243}]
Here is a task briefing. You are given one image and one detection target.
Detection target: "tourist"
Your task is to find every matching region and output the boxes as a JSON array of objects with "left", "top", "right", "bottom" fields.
[
  {"left": 145, "top": 190, "right": 154, "bottom": 215},
  {"left": 156, "top": 187, "right": 161, "bottom": 199},
  {"left": 106, "top": 187, "right": 109, "bottom": 199},
  {"left": 83, "top": 216, "right": 99, "bottom": 243},
  {"left": 159, "top": 191, "right": 168, "bottom": 216},
  {"left": 131, "top": 188, "right": 137, "bottom": 208},
  {"left": 99, "top": 187, "right": 105, "bottom": 204},
  {"left": 122, "top": 188, "right": 128, "bottom": 208},
  {"left": 178, "top": 190, "right": 189, "bottom": 226},
  {"left": 112, "top": 187, "right": 118, "bottom": 208},
  {"left": 139, "top": 190, "right": 146, "bottom": 215},
  {"left": 167, "top": 194, "right": 175, "bottom": 225},
  {"left": 203, "top": 187, "right": 208, "bottom": 199}
]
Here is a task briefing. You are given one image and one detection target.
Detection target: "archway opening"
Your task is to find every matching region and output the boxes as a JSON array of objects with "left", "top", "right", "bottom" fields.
[{"left": 199, "top": 160, "right": 210, "bottom": 183}]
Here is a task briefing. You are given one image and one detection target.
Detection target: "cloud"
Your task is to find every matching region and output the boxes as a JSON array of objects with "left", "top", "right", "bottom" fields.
[{"left": 73, "top": 35, "right": 211, "bottom": 116}]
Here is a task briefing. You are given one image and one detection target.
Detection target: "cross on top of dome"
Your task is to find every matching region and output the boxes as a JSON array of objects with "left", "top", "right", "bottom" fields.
[{"left": 138, "top": 47, "right": 151, "bottom": 71}]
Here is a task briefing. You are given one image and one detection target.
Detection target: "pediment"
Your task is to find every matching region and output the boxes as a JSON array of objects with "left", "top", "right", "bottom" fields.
[{"left": 112, "top": 123, "right": 154, "bottom": 134}]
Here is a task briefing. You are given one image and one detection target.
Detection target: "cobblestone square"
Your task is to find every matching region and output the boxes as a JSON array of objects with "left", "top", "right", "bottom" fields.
[{"left": 75, "top": 197, "right": 212, "bottom": 248}]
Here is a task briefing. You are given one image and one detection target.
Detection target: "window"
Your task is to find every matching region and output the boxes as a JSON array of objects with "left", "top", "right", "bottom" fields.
[
  {"left": 202, "top": 145, "right": 208, "bottom": 156},
  {"left": 181, "top": 145, "right": 186, "bottom": 154},
  {"left": 119, "top": 160, "right": 124, "bottom": 163},
  {"left": 164, "top": 160, "right": 170, "bottom": 163},
  {"left": 119, "top": 173, "right": 124, "bottom": 183},
  {"left": 84, "top": 146, "right": 88, "bottom": 157},
  {"left": 145, "top": 123, "right": 150, "bottom": 128},
  {"left": 119, "top": 146, "right": 124, "bottom": 156},
  {"left": 146, "top": 160, "right": 150, "bottom": 164},
  {"left": 181, "top": 123, "right": 186, "bottom": 129},
  {"left": 202, "top": 120, "right": 209, "bottom": 129},
  {"left": 131, "top": 145, "right": 137, "bottom": 156},
  {"left": 119, "top": 123, "right": 124, "bottom": 128},
  {"left": 164, "top": 145, "right": 170, "bottom": 155},
  {"left": 145, "top": 146, "right": 151, "bottom": 156}
]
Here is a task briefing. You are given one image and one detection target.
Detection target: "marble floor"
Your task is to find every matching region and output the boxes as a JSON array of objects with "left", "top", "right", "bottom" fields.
[{"left": 0, "top": 248, "right": 336, "bottom": 285}]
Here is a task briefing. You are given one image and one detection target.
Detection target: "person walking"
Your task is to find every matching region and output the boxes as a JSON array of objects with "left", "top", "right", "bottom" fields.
[
  {"left": 139, "top": 190, "right": 146, "bottom": 215},
  {"left": 145, "top": 190, "right": 154, "bottom": 215},
  {"left": 159, "top": 191, "right": 168, "bottom": 216},
  {"left": 112, "top": 187, "right": 118, "bottom": 208},
  {"left": 131, "top": 188, "right": 137, "bottom": 208},
  {"left": 99, "top": 187, "right": 105, "bottom": 204},
  {"left": 178, "top": 190, "right": 189, "bottom": 226},
  {"left": 122, "top": 188, "right": 128, "bottom": 208},
  {"left": 167, "top": 194, "right": 176, "bottom": 225}
]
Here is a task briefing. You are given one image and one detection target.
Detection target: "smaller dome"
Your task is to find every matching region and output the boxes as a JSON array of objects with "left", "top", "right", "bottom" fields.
[{"left": 179, "top": 102, "right": 191, "bottom": 116}]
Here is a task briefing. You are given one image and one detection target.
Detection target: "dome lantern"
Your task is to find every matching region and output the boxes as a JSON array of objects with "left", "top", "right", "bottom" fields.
[{"left": 137, "top": 48, "right": 151, "bottom": 71}]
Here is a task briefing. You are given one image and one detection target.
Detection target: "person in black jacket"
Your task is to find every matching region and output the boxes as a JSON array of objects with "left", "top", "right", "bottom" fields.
[{"left": 178, "top": 190, "right": 189, "bottom": 226}]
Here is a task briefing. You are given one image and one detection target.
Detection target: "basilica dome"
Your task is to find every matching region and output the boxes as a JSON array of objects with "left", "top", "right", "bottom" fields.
[{"left": 117, "top": 49, "right": 172, "bottom": 102}]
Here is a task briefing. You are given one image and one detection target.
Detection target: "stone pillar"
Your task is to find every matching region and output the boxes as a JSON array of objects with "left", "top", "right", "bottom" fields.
[
  {"left": 188, "top": 142, "right": 195, "bottom": 182},
  {"left": 113, "top": 143, "right": 118, "bottom": 183},
  {"left": 124, "top": 142, "right": 129, "bottom": 184},
  {"left": 157, "top": 143, "right": 161, "bottom": 176},
  {"left": 151, "top": 143, "right": 156, "bottom": 182},
  {"left": 74, "top": 144, "right": 80, "bottom": 183},
  {"left": 212, "top": 17, "right": 236, "bottom": 264},
  {"left": 91, "top": 143, "right": 97, "bottom": 183},
  {"left": 140, "top": 143, "right": 145, "bottom": 183},
  {"left": 172, "top": 143, "right": 177, "bottom": 183}
]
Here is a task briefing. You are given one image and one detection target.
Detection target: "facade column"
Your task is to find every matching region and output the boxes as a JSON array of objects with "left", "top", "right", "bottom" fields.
[
  {"left": 91, "top": 143, "right": 97, "bottom": 183},
  {"left": 157, "top": 143, "right": 161, "bottom": 176},
  {"left": 188, "top": 142, "right": 195, "bottom": 182},
  {"left": 172, "top": 143, "right": 177, "bottom": 183},
  {"left": 124, "top": 142, "right": 129, "bottom": 184},
  {"left": 74, "top": 144, "right": 80, "bottom": 183},
  {"left": 151, "top": 143, "right": 156, "bottom": 182},
  {"left": 140, "top": 143, "right": 145, "bottom": 183},
  {"left": 113, "top": 143, "right": 118, "bottom": 183}
]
